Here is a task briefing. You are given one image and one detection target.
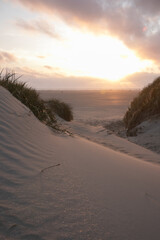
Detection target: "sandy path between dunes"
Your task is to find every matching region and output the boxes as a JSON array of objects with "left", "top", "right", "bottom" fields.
[
  {"left": 0, "top": 86, "right": 160, "bottom": 240},
  {"left": 61, "top": 119, "right": 160, "bottom": 164}
]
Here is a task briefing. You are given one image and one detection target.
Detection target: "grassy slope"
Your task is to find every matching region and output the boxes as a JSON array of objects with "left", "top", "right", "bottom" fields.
[
  {"left": 0, "top": 72, "right": 59, "bottom": 130},
  {"left": 46, "top": 99, "right": 73, "bottom": 122},
  {"left": 124, "top": 77, "right": 160, "bottom": 134}
]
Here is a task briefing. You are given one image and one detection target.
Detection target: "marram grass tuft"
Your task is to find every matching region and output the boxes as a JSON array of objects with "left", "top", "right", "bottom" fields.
[
  {"left": 124, "top": 76, "right": 160, "bottom": 134},
  {"left": 0, "top": 71, "right": 59, "bottom": 130}
]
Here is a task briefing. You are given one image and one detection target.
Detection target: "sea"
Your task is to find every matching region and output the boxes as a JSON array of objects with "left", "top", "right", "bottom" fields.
[{"left": 39, "top": 90, "right": 138, "bottom": 126}]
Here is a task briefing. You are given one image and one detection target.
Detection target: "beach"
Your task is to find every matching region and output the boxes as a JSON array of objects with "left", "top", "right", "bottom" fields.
[
  {"left": 0, "top": 87, "right": 160, "bottom": 239},
  {"left": 2, "top": 0, "right": 160, "bottom": 238},
  {"left": 40, "top": 90, "right": 160, "bottom": 159}
]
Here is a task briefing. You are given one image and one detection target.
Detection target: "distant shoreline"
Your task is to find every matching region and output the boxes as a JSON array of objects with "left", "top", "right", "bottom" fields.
[{"left": 39, "top": 89, "right": 140, "bottom": 92}]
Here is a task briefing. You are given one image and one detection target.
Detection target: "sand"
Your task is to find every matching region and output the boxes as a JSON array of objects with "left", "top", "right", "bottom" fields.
[
  {"left": 1, "top": 86, "right": 160, "bottom": 240},
  {"left": 40, "top": 89, "right": 160, "bottom": 156},
  {"left": 126, "top": 117, "right": 160, "bottom": 154},
  {"left": 60, "top": 119, "right": 160, "bottom": 164}
]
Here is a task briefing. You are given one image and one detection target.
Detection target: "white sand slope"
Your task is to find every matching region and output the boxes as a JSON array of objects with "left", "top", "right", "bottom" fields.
[
  {"left": 61, "top": 120, "right": 160, "bottom": 164},
  {"left": 0, "top": 86, "right": 160, "bottom": 240},
  {"left": 127, "top": 118, "right": 160, "bottom": 154}
]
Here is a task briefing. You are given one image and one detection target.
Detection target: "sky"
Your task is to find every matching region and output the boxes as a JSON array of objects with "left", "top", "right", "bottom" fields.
[{"left": 0, "top": 0, "right": 160, "bottom": 89}]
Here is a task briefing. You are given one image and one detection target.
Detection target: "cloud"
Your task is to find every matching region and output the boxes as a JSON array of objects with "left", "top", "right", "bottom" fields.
[
  {"left": 134, "top": 0, "right": 160, "bottom": 14},
  {"left": 37, "top": 56, "right": 46, "bottom": 59},
  {"left": 21, "top": 73, "right": 159, "bottom": 90},
  {"left": 20, "top": 74, "right": 118, "bottom": 90},
  {"left": 16, "top": 18, "right": 61, "bottom": 39},
  {"left": 14, "top": 0, "right": 102, "bottom": 23},
  {"left": 121, "top": 71, "right": 160, "bottom": 88},
  {"left": 14, "top": 65, "right": 159, "bottom": 90},
  {"left": 13, "top": 0, "right": 160, "bottom": 64},
  {"left": 44, "top": 65, "right": 53, "bottom": 70},
  {"left": 0, "top": 51, "right": 17, "bottom": 63}
]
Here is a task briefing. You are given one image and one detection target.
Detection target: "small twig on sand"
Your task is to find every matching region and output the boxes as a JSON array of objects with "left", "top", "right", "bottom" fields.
[
  {"left": 40, "top": 163, "right": 61, "bottom": 173},
  {"left": 8, "top": 224, "right": 17, "bottom": 231}
]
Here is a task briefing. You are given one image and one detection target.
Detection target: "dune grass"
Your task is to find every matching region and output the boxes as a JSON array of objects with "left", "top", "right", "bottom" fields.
[
  {"left": 0, "top": 71, "right": 59, "bottom": 130},
  {"left": 46, "top": 98, "right": 73, "bottom": 121},
  {"left": 124, "top": 76, "right": 160, "bottom": 135}
]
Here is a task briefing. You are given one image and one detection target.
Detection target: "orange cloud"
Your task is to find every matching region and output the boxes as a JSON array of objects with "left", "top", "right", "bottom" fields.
[
  {"left": 37, "top": 56, "right": 46, "bottom": 59},
  {"left": 13, "top": 0, "right": 160, "bottom": 65},
  {"left": 11, "top": 64, "right": 159, "bottom": 90},
  {"left": 0, "top": 51, "right": 17, "bottom": 63},
  {"left": 44, "top": 65, "right": 53, "bottom": 70}
]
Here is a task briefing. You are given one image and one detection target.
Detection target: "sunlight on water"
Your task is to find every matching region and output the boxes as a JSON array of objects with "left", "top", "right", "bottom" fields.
[{"left": 40, "top": 90, "right": 138, "bottom": 122}]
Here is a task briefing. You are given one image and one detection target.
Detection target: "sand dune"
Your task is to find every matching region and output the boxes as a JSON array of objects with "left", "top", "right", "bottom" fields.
[
  {"left": 61, "top": 119, "right": 160, "bottom": 164},
  {"left": 0, "top": 86, "right": 160, "bottom": 240}
]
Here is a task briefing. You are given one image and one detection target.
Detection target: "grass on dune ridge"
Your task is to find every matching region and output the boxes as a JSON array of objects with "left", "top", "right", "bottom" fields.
[
  {"left": 3, "top": 71, "right": 159, "bottom": 138},
  {"left": 0, "top": 71, "right": 60, "bottom": 130},
  {"left": 46, "top": 99, "right": 73, "bottom": 122},
  {"left": 124, "top": 76, "right": 160, "bottom": 135},
  {"left": 0, "top": 71, "right": 73, "bottom": 130}
]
